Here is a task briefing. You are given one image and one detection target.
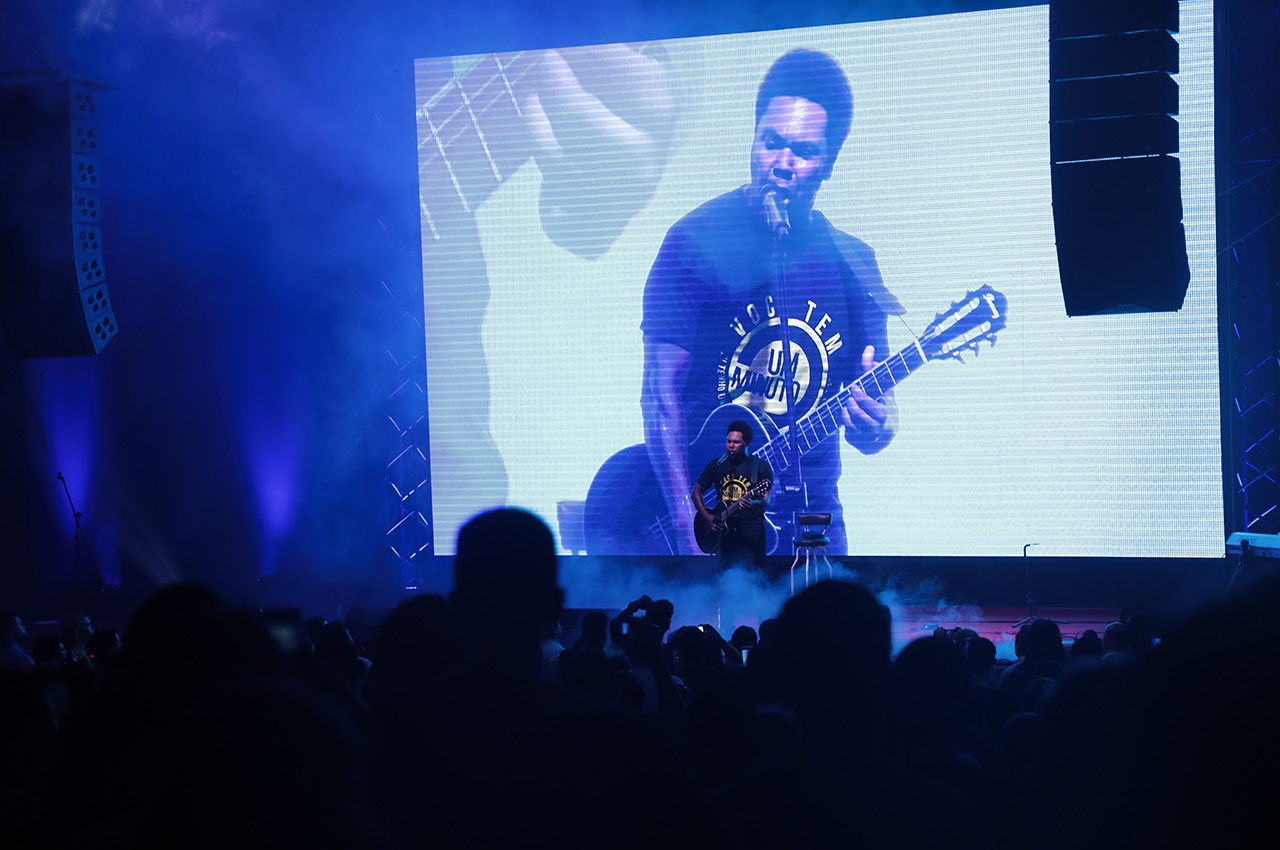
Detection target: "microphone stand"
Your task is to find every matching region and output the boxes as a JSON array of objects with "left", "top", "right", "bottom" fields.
[
  {"left": 57, "top": 471, "right": 94, "bottom": 592},
  {"left": 770, "top": 211, "right": 807, "bottom": 544},
  {"left": 1011, "top": 542, "right": 1068, "bottom": 628}
]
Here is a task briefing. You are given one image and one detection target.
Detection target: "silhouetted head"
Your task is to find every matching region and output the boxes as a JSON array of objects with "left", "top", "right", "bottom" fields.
[
  {"left": 1019, "top": 618, "right": 1067, "bottom": 663},
  {"left": 671, "top": 625, "right": 709, "bottom": 670},
  {"left": 0, "top": 613, "right": 26, "bottom": 642},
  {"left": 122, "top": 582, "right": 227, "bottom": 671},
  {"left": 778, "top": 580, "right": 891, "bottom": 726},
  {"left": 452, "top": 508, "right": 564, "bottom": 660},
  {"left": 965, "top": 636, "right": 997, "bottom": 677},
  {"left": 730, "top": 625, "right": 758, "bottom": 650},
  {"left": 758, "top": 618, "right": 780, "bottom": 644},
  {"left": 61, "top": 612, "right": 93, "bottom": 647},
  {"left": 895, "top": 636, "right": 969, "bottom": 711},
  {"left": 120, "top": 582, "right": 282, "bottom": 699},
  {"left": 1102, "top": 621, "right": 1129, "bottom": 654},
  {"left": 372, "top": 594, "right": 460, "bottom": 692},
  {"left": 1070, "top": 629, "right": 1103, "bottom": 660},
  {"left": 646, "top": 599, "right": 674, "bottom": 636},
  {"left": 577, "top": 610, "right": 609, "bottom": 650}
]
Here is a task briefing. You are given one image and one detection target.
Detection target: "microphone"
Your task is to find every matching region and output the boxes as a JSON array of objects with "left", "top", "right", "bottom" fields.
[{"left": 762, "top": 187, "right": 790, "bottom": 238}]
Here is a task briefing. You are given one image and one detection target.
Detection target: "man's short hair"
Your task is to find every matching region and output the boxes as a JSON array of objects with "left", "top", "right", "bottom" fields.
[
  {"left": 755, "top": 48, "right": 854, "bottom": 172},
  {"left": 453, "top": 508, "right": 560, "bottom": 614},
  {"left": 727, "top": 419, "right": 754, "bottom": 444}
]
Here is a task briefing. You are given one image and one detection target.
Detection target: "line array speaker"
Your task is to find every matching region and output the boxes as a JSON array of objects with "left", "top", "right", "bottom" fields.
[
  {"left": 1049, "top": 0, "right": 1190, "bottom": 316},
  {"left": 1, "top": 75, "right": 118, "bottom": 357}
]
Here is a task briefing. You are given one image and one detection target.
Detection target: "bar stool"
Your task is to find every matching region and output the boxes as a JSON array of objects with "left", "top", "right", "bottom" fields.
[{"left": 789, "top": 513, "right": 833, "bottom": 594}]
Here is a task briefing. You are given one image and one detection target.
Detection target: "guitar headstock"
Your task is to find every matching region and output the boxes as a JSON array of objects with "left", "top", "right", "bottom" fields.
[{"left": 919, "top": 285, "right": 1007, "bottom": 362}]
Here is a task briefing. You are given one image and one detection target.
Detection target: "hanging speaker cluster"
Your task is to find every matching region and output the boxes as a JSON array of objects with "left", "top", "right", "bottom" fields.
[
  {"left": 1050, "top": 0, "right": 1190, "bottom": 316},
  {"left": 0, "top": 75, "right": 118, "bottom": 357}
]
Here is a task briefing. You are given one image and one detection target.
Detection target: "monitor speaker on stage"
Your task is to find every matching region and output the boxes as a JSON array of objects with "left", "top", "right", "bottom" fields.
[
  {"left": 0, "top": 75, "right": 118, "bottom": 358},
  {"left": 1049, "top": 0, "right": 1190, "bottom": 316}
]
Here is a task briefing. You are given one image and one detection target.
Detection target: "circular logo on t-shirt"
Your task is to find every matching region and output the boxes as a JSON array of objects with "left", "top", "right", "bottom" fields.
[
  {"left": 720, "top": 474, "right": 750, "bottom": 505},
  {"left": 721, "top": 317, "right": 830, "bottom": 417}
]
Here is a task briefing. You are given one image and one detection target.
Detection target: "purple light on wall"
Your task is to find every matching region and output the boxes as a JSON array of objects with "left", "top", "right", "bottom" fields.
[
  {"left": 26, "top": 359, "right": 121, "bottom": 584},
  {"left": 28, "top": 359, "right": 98, "bottom": 538},
  {"left": 240, "top": 410, "right": 303, "bottom": 577}
]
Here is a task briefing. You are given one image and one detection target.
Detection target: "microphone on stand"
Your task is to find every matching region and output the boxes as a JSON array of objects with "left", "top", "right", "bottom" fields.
[{"left": 762, "top": 186, "right": 790, "bottom": 239}]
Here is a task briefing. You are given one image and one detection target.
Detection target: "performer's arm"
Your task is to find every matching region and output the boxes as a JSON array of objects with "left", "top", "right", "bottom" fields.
[
  {"left": 842, "top": 344, "right": 898, "bottom": 455},
  {"left": 642, "top": 336, "right": 700, "bottom": 554},
  {"left": 691, "top": 482, "right": 718, "bottom": 530}
]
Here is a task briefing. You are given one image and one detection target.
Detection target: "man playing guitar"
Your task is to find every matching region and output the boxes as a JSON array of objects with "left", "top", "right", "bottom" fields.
[
  {"left": 641, "top": 48, "right": 899, "bottom": 556},
  {"left": 691, "top": 420, "right": 774, "bottom": 566}
]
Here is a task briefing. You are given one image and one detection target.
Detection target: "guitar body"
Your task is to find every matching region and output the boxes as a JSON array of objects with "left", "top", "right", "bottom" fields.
[
  {"left": 583, "top": 444, "right": 672, "bottom": 555},
  {"left": 693, "top": 512, "right": 721, "bottom": 555}
]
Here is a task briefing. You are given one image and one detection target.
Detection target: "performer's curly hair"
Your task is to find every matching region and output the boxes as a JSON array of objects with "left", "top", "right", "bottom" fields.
[
  {"left": 727, "top": 419, "right": 755, "bottom": 445},
  {"left": 755, "top": 48, "right": 854, "bottom": 177}
]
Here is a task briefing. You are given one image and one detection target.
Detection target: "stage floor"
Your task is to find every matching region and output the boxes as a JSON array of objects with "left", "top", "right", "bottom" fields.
[{"left": 889, "top": 605, "right": 1121, "bottom": 658}]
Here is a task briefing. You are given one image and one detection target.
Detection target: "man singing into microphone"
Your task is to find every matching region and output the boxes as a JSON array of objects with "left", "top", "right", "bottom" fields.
[{"left": 640, "top": 48, "right": 902, "bottom": 557}]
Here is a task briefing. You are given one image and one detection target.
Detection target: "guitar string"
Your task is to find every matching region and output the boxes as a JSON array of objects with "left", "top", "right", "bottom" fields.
[
  {"left": 782, "top": 297, "right": 1001, "bottom": 463},
  {"left": 762, "top": 345, "right": 921, "bottom": 470},
  {"left": 457, "top": 70, "right": 506, "bottom": 182}
]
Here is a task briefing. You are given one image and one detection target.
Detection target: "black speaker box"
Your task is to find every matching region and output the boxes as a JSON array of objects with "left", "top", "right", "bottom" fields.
[{"left": 1049, "top": 0, "right": 1188, "bottom": 316}]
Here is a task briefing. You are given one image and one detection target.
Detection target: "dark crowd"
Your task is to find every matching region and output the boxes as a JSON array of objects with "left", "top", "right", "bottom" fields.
[{"left": 2, "top": 507, "right": 1277, "bottom": 848}]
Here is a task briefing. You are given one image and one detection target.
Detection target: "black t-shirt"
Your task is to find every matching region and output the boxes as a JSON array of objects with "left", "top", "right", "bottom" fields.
[
  {"left": 642, "top": 187, "right": 898, "bottom": 507},
  {"left": 696, "top": 452, "right": 774, "bottom": 530}
]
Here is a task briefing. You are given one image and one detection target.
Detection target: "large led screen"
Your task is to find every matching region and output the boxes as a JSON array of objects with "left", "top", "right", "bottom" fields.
[{"left": 416, "top": 1, "right": 1220, "bottom": 558}]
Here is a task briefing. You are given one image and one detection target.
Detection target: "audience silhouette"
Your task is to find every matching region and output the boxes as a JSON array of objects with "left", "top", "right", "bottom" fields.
[{"left": 2, "top": 510, "right": 1276, "bottom": 849}]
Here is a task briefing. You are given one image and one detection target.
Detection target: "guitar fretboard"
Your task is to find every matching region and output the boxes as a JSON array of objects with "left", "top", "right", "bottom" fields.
[
  {"left": 755, "top": 338, "right": 930, "bottom": 472},
  {"left": 415, "top": 52, "right": 539, "bottom": 244}
]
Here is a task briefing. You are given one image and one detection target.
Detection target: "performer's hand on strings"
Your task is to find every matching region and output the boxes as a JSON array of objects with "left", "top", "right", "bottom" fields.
[{"left": 842, "top": 345, "right": 896, "bottom": 454}]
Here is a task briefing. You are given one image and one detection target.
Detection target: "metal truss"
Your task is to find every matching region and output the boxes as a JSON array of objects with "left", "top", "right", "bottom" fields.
[
  {"left": 383, "top": 241, "right": 433, "bottom": 588},
  {"left": 1226, "top": 2, "right": 1280, "bottom": 535},
  {"left": 1230, "top": 238, "right": 1278, "bottom": 533}
]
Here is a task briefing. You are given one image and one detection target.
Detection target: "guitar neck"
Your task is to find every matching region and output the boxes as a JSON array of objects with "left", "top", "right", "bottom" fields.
[
  {"left": 756, "top": 339, "right": 930, "bottom": 471},
  {"left": 416, "top": 52, "right": 540, "bottom": 245}
]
